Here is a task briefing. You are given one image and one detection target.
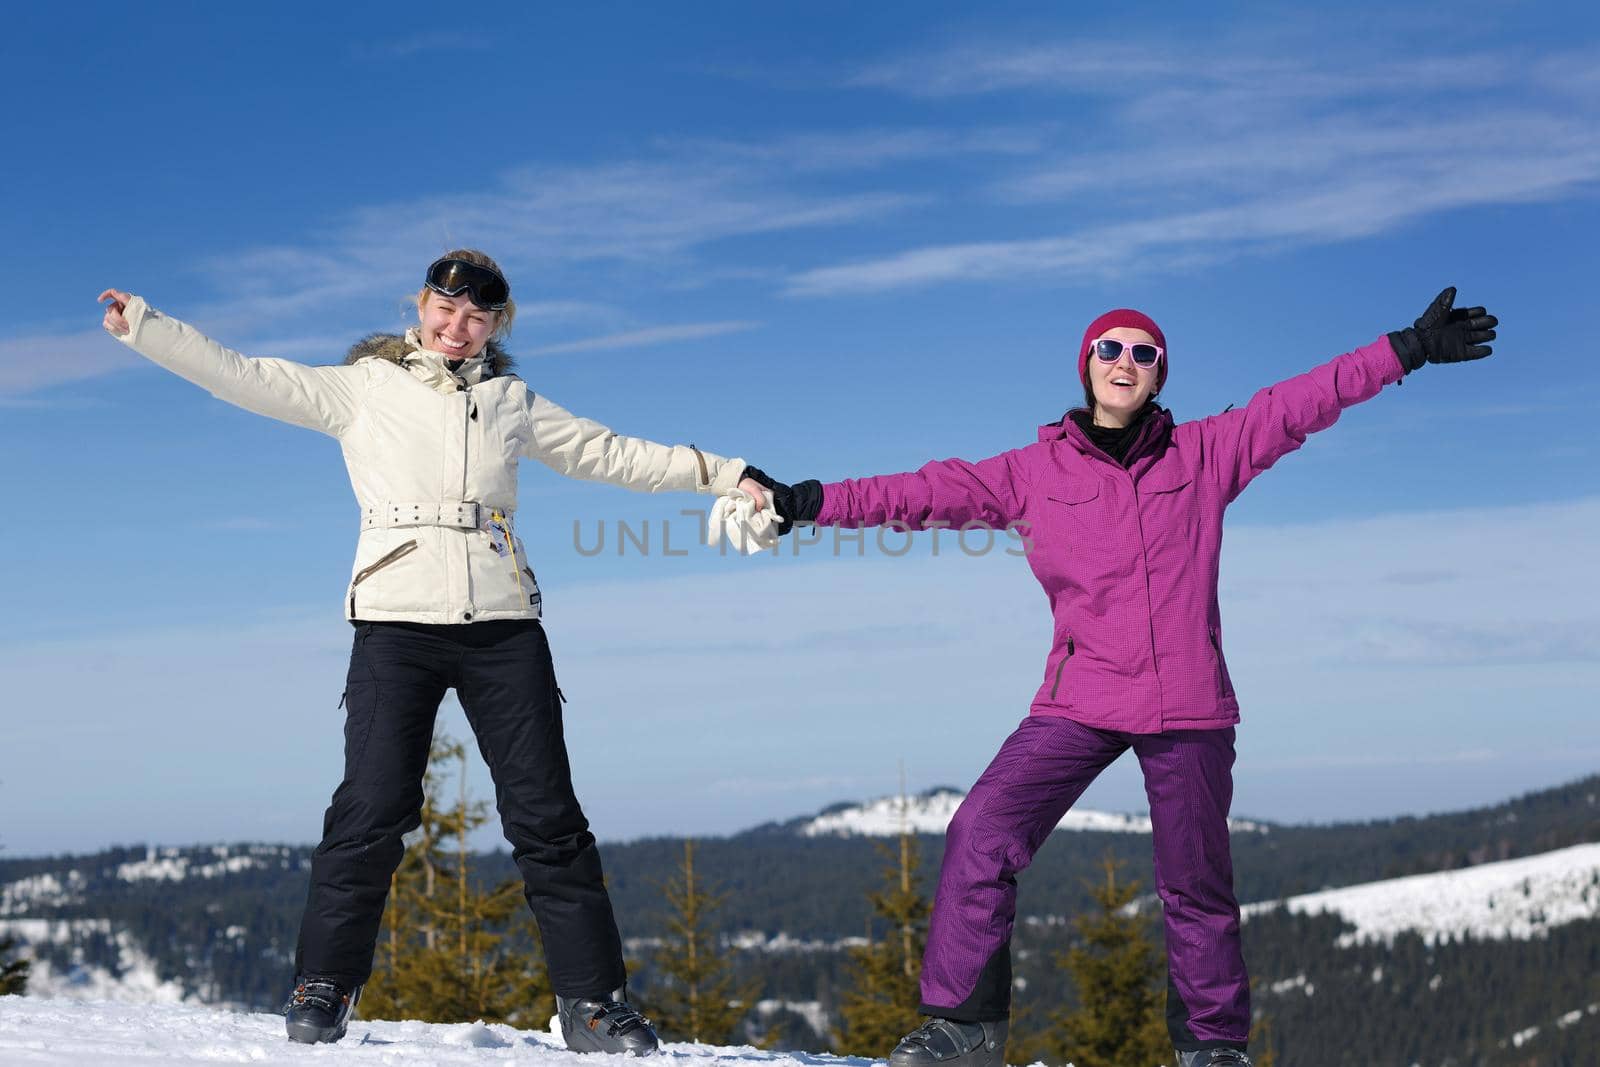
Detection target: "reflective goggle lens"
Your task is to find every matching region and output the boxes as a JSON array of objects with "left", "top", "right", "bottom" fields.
[{"left": 425, "top": 258, "right": 510, "bottom": 310}]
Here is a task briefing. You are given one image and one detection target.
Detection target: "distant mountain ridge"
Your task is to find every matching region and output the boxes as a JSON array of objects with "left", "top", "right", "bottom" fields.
[
  {"left": 786, "top": 785, "right": 1268, "bottom": 837},
  {"left": 2, "top": 773, "right": 1597, "bottom": 1057}
]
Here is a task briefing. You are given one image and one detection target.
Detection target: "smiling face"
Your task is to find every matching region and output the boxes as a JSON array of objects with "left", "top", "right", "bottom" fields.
[
  {"left": 418, "top": 291, "right": 499, "bottom": 360},
  {"left": 1087, "top": 326, "right": 1162, "bottom": 428}
]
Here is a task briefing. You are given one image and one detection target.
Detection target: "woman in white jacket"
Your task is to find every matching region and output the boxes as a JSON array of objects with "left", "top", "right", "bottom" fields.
[{"left": 100, "top": 250, "right": 764, "bottom": 1049}]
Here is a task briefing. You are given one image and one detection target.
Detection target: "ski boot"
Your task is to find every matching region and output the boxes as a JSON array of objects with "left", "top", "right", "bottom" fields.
[
  {"left": 889, "top": 1017, "right": 1008, "bottom": 1067},
  {"left": 284, "top": 975, "right": 362, "bottom": 1043},
  {"left": 557, "top": 989, "right": 660, "bottom": 1055},
  {"left": 1176, "top": 1049, "right": 1252, "bottom": 1066}
]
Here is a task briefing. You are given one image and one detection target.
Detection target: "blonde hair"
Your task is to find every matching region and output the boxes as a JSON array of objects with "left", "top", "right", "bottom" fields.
[{"left": 415, "top": 247, "right": 516, "bottom": 341}]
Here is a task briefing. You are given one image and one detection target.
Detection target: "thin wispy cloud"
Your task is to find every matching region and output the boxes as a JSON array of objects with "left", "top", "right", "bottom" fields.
[
  {"left": 527, "top": 321, "right": 761, "bottom": 357},
  {"left": 785, "top": 143, "right": 1600, "bottom": 296},
  {"left": 5, "top": 150, "right": 917, "bottom": 395},
  {"left": 352, "top": 32, "right": 493, "bottom": 61},
  {"left": 792, "top": 34, "right": 1600, "bottom": 295},
  {"left": 176, "top": 156, "right": 917, "bottom": 330},
  {"left": 665, "top": 126, "right": 1052, "bottom": 173},
  {"left": 848, "top": 36, "right": 1515, "bottom": 101},
  {"left": 0, "top": 330, "right": 145, "bottom": 395}
]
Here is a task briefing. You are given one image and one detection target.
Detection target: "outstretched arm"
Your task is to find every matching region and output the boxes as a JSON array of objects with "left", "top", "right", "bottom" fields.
[
  {"left": 100, "top": 290, "right": 363, "bottom": 438},
  {"left": 522, "top": 391, "right": 755, "bottom": 496},
  {"left": 1200, "top": 287, "right": 1497, "bottom": 502},
  {"left": 747, "top": 450, "right": 1029, "bottom": 533}
]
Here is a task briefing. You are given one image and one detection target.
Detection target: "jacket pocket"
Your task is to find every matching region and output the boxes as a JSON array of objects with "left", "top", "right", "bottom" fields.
[
  {"left": 348, "top": 539, "right": 419, "bottom": 614},
  {"left": 1046, "top": 480, "right": 1100, "bottom": 506},
  {"left": 1137, "top": 473, "right": 1193, "bottom": 495},
  {"left": 1049, "top": 636, "right": 1076, "bottom": 700}
]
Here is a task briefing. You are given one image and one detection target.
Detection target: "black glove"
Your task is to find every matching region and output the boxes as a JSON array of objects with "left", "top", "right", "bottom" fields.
[
  {"left": 1388, "top": 287, "right": 1498, "bottom": 373},
  {"left": 741, "top": 466, "right": 822, "bottom": 536}
]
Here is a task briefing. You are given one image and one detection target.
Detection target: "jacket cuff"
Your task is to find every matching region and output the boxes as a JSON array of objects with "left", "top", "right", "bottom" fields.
[
  {"left": 114, "top": 295, "right": 153, "bottom": 348},
  {"left": 702, "top": 451, "right": 748, "bottom": 494},
  {"left": 1386, "top": 328, "right": 1424, "bottom": 374}
]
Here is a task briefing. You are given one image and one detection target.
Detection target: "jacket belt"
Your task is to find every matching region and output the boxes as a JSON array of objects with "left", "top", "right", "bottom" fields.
[{"left": 361, "top": 501, "right": 509, "bottom": 530}]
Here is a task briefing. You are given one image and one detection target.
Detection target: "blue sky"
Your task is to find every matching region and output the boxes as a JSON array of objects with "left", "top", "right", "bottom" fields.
[{"left": 2, "top": 1, "right": 1597, "bottom": 855}]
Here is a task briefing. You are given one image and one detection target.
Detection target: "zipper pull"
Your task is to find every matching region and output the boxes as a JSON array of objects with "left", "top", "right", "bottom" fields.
[{"left": 470, "top": 403, "right": 478, "bottom": 421}]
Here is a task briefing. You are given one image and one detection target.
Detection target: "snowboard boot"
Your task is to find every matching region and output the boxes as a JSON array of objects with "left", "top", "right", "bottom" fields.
[
  {"left": 889, "top": 1017, "right": 1008, "bottom": 1067},
  {"left": 284, "top": 975, "right": 362, "bottom": 1044},
  {"left": 557, "top": 989, "right": 660, "bottom": 1055},
  {"left": 1176, "top": 1050, "right": 1252, "bottom": 1066}
]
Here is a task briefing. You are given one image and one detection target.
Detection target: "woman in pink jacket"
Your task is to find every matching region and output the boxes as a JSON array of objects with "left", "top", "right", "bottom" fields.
[{"left": 744, "top": 289, "right": 1497, "bottom": 1067}]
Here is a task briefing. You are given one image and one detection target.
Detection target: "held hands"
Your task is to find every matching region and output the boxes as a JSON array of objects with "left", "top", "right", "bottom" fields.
[
  {"left": 707, "top": 486, "right": 783, "bottom": 555},
  {"left": 99, "top": 289, "right": 134, "bottom": 336},
  {"left": 736, "top": 476, "right": 769, "bottom": 508},
  {"left": 705, "top": 476, "right": 778, "bottom": 555},
  {"left": 707, "top": 467, "right": 825, "bottom": 554},
  {"left": 740, "top": 467, "right": 823, "bottom": 536},
  {"left": 1390, "top": 287, "right": 1498, "bottom": 373}
]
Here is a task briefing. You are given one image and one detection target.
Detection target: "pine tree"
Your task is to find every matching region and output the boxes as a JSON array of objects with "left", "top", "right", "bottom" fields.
[
  {"left": 1047, "top": 854, "right": 1170, "bottom": 1067},
  {"left": 360, "top": 732, "right": 551, "bottom": 1025},
  {"left": 648, "top": 839, "right": 759, "bottom": 1044},
  {"left": 0, "top": 932, "right": 29, "bottom": 996},
  {"left": 0, "top": 833, "right": 27, "bottom": 996},
  {"left": 833, "top": 785, "right": 929, "bottom": 1057},
  {"left": 1248, "top": 1005, "right": 1277, "bottom": 1067}
]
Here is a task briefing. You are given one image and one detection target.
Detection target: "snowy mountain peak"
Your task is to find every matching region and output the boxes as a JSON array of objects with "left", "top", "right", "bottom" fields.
[{"left": 797, "top": 787, "right": 1267, "bottom": 838}]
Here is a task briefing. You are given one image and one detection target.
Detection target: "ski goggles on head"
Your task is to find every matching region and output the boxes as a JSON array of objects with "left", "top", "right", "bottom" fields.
[
  {"left": 424, "top": 257, "right": 510, "bottom": 310},
  {"left": 1092, "top": 338, "right": 1164, "bottom": 368}
]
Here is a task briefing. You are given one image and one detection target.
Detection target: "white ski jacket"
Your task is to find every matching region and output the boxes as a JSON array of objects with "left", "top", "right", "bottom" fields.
[{"left": 110, "top": 296, "right": 747, "bottom": 624}]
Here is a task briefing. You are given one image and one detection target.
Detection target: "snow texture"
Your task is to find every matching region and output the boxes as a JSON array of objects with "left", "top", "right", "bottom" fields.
[
  {"left": 1245, "top": 842, "right": 1600, "bottom": 946},
  {"left": 0, "top": 996, "right": 893, "bottom": 1067},
  {"left": 798, "top": 788, "right": 1266, "bottom": 838}
]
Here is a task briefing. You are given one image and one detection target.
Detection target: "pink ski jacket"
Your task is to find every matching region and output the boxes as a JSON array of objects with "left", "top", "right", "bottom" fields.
[{"left": 816, "top": 337, "right": 1405, "bottom": 733}]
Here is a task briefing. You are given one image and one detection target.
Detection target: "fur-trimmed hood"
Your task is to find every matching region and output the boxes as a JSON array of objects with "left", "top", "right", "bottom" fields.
[{"left": 344, "top": 330, "right": 515, "bottom": 378}]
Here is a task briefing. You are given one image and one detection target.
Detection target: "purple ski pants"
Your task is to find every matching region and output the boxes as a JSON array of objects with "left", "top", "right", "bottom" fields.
[{"left": 920, "top": 714, "right": 1248, "bottom": 1052}]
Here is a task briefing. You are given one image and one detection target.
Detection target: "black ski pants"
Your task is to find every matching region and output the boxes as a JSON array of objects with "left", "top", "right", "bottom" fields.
[{"left": 294, "top": 619, "right": 626, "bottom": 997}]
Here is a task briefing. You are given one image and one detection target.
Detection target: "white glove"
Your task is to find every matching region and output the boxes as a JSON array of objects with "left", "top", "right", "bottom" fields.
[{"left": 706, "top": 488, "right": 782, "bottom": 555}]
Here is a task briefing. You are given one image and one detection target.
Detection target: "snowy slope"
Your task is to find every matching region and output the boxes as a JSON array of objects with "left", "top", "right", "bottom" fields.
[
  {"left": 798, "top": 787, "right": 1267, "bottom": 837},
  {"left": 0, "top": 919, "right": 187, "bottom": 1004},
  {"left": 1245, "top": 841, "right": 1600, "bottom": 945},
  {"left": 0, "top": 997, "right": 894, "bottom": 1067}
]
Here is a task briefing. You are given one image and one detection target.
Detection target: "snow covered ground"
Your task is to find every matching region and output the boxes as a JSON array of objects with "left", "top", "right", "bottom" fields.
[
  {"left": 0, "top": 997, "right": 890, "bottom": 1067},
  {"left": 799, "top": 788, "right": 1266, "bottom": 837},
  {"left": 1244, "top": 841, "right": 1600, "bottom": 945}
]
